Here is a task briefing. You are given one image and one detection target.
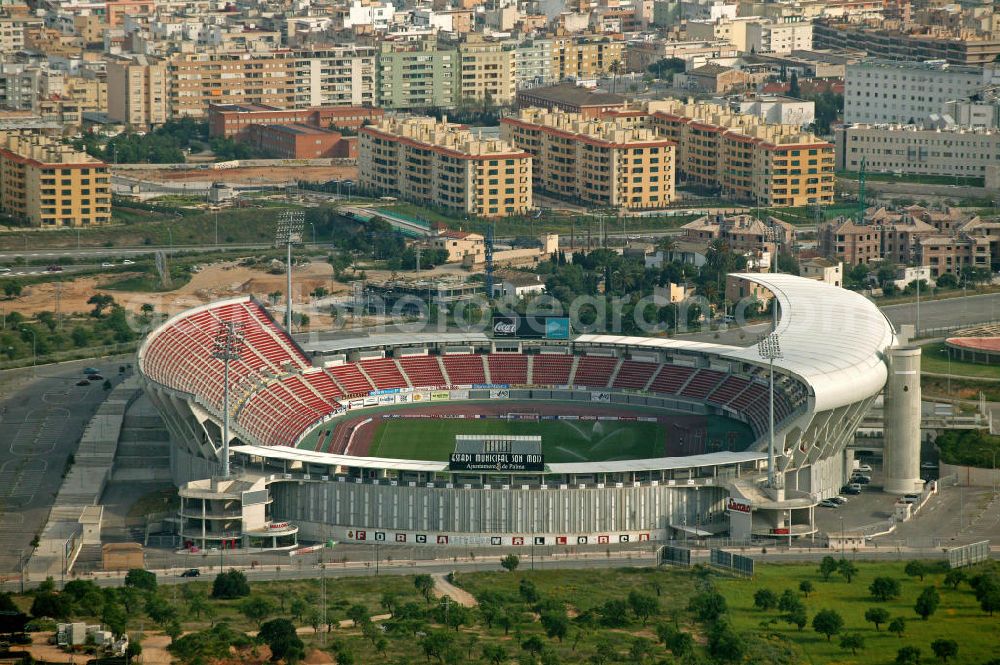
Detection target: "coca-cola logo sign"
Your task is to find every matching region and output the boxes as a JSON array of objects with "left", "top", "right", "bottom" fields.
[
  {"left": 727, "top": 498, "right": 751, "bottom": 514},
  {"left": 493, "top": 318, "right": 517, "bottom": 336}
]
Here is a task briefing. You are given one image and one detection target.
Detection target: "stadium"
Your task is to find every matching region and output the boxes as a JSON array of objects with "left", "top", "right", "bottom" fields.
[{"left": 137, "top": 273, "right": 907, "bottom": 551}]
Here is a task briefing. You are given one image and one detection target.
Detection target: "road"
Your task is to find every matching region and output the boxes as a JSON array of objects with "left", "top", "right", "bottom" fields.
[
  {"left": 880, "top": 292, "right": 1000, "bottom": 335},
  {"left": 0, "top": 264, "right": 98, "bottom": 278},
  {"left": 0, "top": 357, "right": 131, "bottom": 575},
  {"left": 0, "top": 243, "right": 275, "bottom": 263}
]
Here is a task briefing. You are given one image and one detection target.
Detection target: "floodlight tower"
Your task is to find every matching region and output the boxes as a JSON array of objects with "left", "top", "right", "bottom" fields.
[
  {"left": 757, "top": 332, "right": 783, "bottom": 489},
  {"left": 212, "top": 321, "right": 245, "bottom": 478},
  {"left": 275, "top": 210, "right": 305, "bottom": 332}
]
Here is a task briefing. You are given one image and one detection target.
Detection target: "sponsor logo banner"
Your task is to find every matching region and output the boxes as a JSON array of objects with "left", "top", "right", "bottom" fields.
[
  {"left": 591, "top": 392, "right": 611, "bottom": 402},
  {"left": 431, "top": 391, "right": 450, "bottom": 401},
  {"left": 363, "top": 396, "right": 379, "bottom": 406},
  {"left": 490, "top": 389, "right": 510, "bottom": 399},
  {"left": 727, "top": 498, "right": 752, "bottom": 514}
]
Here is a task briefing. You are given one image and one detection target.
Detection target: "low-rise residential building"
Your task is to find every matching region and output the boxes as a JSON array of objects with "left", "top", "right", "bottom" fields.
[
  {"left": 913, "top": 233, "right": 991, "bottom": 278},
  {"left": 359, "top": 116, "right": 532, "bottom": 218},
  {"left": 515, "top": 83, "right": 626, "bottom": 118},
  {"left": 680, "top": 63, "right": 750, "bottom": 93},
  {"left": 817, "top": 217, "right": 881, "bottom": 265},
  {"left": 430, "top": 230, "right": 486, "bottom": 263},
  {"left": 0, "top": 132, "right": 110, "bottom": 227},
  {"left": 501, "top": 108, "right": 676, "bottom": 210},
  {"left": 247, "top": 124, "right": 354, "bottom": 159},
  {"left": 800, "top": 257, "right": 843, "bottom": 287},
  {"left": 681, "top": 213, "right": 796, "bottom": 256},
  {"left": 834, "top": 123, "right": 1000, "bottom": 186}
]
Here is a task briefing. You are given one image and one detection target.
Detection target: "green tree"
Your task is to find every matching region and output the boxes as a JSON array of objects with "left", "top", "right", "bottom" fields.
[
  {"left": 482, "top": 643, "right": 507, "bottom": 665},
  {"left": 259, "top": 618, "right": 305, "bottom": 664},
  {"left": 597, "top": 599, "right": 629, "bottom": 628},
  {"left": 812, "top": 609, "right": 844, "bottom": 641},
  {"left": 420, "top": 630, "right": 454, "bottom": 664},
  {"left": 87, "top": 293, "right": 115, "bottom": 317},
  {"left": 240, "top": 595, "right": 276, "bottom": 629},
  {"left": 754, "top": 589, "right": 778, "bottom": 610},
  {"left": 914, "top": 586, "right": 940, "bottom": 620},
  {"left": 414, "top": 574, "right": 435, "bottom": 603},
  {"left": 799, "top": 580, "right": 814, "bottom": 597},
  {"left": 629, "top": 636, "right": 654, "bottom": 663},
  {"left": 943, "top": 570, "right": 965, "bottom": 590},
  {"left": 864, "top": 607, "right": 890, "bottom": 631},
  {"left": 778, "top": 589, "right": 803, "bottom": 614},
  {"left": 838, "top": 559, "right": 859, "bottom": 582},
  {"left": 30, "top": 593, "right": 72, "bottom": 621},
  {"left": 870, "top": 576, "right": 902, "bottom": 601},
  {"left": 124, "top": 568, "right": 157, "bottom": 591},
  {"left": 212, "top": 570, "right": 250, "bottom": 599},
  {"left": 165, "top": 619, "right": 182, "bottom": 644},
  {"left": 888, "top": 617, "right": 907, "bottom": 637},
  {"left": 707, "top": 621, "right": 744, "bottom": 663},
  {"left": 3, "top": 281, "right": 22, "bottom": 298},
  {"left": 819, "top": 556, "right": 838, "bottom": 581},
  {"left": 787, "top": 606, "right": 808, "bottom": 631},
  {"left": 347, "top": 604, "right": 369, "bottom": 628},
  {"left": 980, "top": 587, "right": 1000, "bottom": 615},
  {"left": 905, "top": 560, "right": 927, "bottom": 581},
  {"left": 290, "top": 595, "right": 308, "bottom": 622},
  {"left": 519, "top": 579, "right": 540, "bottom": 603},
  {"left": 935, "top": 273, "right": 958, "bottom": 289},
  {"left": 788, "top": 70, "right": 801, "bottom": 98},
  {"left": 688, "top": 590, "right": 727, "bottom": 623},
  {"left": 840, "top": 633, "right": 865, "bottom": 656},
  {"left": 501, "top": 554, "right": 520, "bottom": 572},
  {"left": 896, "top": 645, "right": 922, "bottom": 665},
  {"left": 931, "top": 638, "right": 958, "bottom": 662},
  {"left": 540, "top": 610, "right": 569, "bottom": 642},
  {"left": 627, "top": 591, "right": 658, "bottom": 625}
]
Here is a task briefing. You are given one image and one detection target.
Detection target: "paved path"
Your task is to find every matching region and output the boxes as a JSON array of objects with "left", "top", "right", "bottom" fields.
[{"left": 432, "top": 573, "right": 478, "bottom": 607}]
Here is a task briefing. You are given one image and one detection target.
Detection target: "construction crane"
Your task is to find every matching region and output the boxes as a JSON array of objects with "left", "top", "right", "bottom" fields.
[
  {"left": 858, "top": 157, "right": 867, "bottom": 223},
  {"left": 485, "top": 223, "right": 495, "bottom": 300}
]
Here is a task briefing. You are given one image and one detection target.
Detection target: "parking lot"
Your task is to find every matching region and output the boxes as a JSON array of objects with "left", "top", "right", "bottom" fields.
[{"left": 0, "top": 358, "right": 130, "bottom": 575}]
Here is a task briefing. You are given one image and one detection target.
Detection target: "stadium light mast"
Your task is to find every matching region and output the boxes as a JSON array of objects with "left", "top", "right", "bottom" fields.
[
  {"left": 212, "top": 321, "right": 245, "bottom": 479},
  {"left": 757, "top": 332, "right": 782, "bottom": 489},
  {"left": 275, "top": 210, "right": 305, "bottom": 332}
]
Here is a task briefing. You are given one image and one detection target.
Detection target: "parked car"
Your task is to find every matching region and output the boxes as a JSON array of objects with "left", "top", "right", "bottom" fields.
[
  {"left": 46, "top": 264, "right": 62, "bottom": 272},
  {"left": 84, "top": 367, "right": 100, "bottom": 374},
  {"left": 87, "top": 374, "right": 104, "bottom": 381},
  {"left": 856, "top": 464, "right": 873, "bottom": 473},
  {"left": 842, "top": 485, "right": 862, "bottom": 495},
  {"left": 122, "top": 259, "right": 135, "bottom": 265},
  {"left": 0, "top": 267, "right": 11, "bottom": 273},
  {"left": 819, "top": 499, "right": 839, "bottom": 508},
  {"left": 101, "top": 262, "right": 114, "bottom": 268},
  {"left": 76, "top": 379, "right": 90, "bottom": 386},
  {"left": 180, "top": 568, "right": 200, "bottom": 577},
  {"left": 830, "top": 496, "right": 848, "bottom": 505},
  {"left": 851, "top": 474, "right": 872, "bottom": 484}
]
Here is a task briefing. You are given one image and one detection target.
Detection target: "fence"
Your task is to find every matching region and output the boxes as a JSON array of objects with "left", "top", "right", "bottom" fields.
[{"left": 0, "top": 342, "right": 138, "bottom": 372}]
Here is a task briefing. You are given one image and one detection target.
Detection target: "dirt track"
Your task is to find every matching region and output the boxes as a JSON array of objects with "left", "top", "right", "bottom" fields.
[
  {"left": 126, "top": 164, "right": 358, "bottom": 185},
  {"left": 326, "top": 401, "right": 710, "bottom": 458}
]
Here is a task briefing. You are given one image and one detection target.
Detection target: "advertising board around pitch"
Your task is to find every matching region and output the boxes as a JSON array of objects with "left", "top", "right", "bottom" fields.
[{"left": 492, "top": 315, "right": 570, "bottom": 339}]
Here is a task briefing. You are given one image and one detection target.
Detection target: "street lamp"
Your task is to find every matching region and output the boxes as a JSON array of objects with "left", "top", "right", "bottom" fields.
[
  {"left": 309, "top": 222, "right": 317, "bottom": 246},
  {"left": 211, "top": 321, "right": 245, "bottom": 479},
  {"left": 757, "top": 332, "right": 782, "bottom": 489}
]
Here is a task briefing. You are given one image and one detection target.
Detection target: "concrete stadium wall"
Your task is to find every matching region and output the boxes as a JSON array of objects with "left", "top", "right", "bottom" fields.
[{"left": 270, "top": 479, "right": 727, "bottom": 545}]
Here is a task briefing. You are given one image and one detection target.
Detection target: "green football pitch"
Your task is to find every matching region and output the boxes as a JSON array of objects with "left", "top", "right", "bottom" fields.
[{"left": 368, "top": 418, "right": 667, "bottom": 464}]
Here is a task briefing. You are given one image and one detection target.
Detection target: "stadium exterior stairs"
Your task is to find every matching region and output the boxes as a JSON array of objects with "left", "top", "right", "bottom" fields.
[{"left": 112, "top": 395, "right": 172, "bottom": 482}]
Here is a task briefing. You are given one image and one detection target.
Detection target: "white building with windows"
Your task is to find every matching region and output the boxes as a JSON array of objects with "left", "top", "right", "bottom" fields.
[
  {"left": 844, "top": 59, "right": 986, "bottom": 125},
  {"left": 343, "top": 0, "right": 395, "bottom": 30}
]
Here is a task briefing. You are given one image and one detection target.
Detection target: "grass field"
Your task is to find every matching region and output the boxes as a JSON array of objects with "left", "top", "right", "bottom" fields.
[
  {"left": 369, "top": 418, "right": 666, "bottom": 463},
  {"left": 920, "top": 342, "right": 1000, "bottom": 380}
]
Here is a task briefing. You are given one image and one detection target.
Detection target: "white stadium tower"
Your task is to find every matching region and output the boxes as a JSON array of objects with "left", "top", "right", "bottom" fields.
[{"left": 138, "top": 273, "right": 920, "bottom": 551}]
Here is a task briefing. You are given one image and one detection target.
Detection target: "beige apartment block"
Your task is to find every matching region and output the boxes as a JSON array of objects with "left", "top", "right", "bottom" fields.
[
  {"left": 166, "top": 51, "right": 298, "bottom": 119},
  {"left": 635, "top": 99, "right": 835, "bottom": 207},
  {"left": 359, "top": 116, "right": 533, "bottom": 218},
  {"left": 501, "top": 108, "right": 676, "bottom": 210},
  {"left": 458, "top": 35, "right": 517, "bottom": 105},
  {"left": 0, "top": 132, "right": 110, "bottom": 227},
  {"left": 551, "top": 34, "right": 625, "bottom": 81},
  {"left": 107, "top": 55, "right": 168, "bottom": 127}
]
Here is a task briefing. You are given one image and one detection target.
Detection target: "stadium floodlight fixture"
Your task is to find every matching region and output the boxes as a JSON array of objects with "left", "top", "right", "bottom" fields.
[
  {"left": 757, "top": 333, "right": 782, "bottom": 490},
  {"left": 275, "top": 210, "right": 305, "bottom": 332},
  {"left": 212, "top": 320, "right": 245, "bottom": 479}
]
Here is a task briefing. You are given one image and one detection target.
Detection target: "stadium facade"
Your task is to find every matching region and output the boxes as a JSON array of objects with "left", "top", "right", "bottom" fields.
[{"left": 138, "top": 273, "right": 907, "bottom": 550}]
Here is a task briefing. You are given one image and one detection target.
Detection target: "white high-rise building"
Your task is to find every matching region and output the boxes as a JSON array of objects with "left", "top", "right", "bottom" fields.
[{"left": 844, "top": 59, "right": 986, "bottom": 125}]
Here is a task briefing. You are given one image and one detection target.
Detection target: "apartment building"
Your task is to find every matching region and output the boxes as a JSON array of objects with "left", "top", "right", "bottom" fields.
[
  {"left": 834, "top": 123, "right": 1000, "bottom": 187},
  {"left": 297, "top": 46, "right": 377, "bottom": 108},
  {"left": 106, "top": 54, "right": 167, "bottom": 127},
  {"left": 0, "top": 132, "right": 110, "bottom": 227},
  {"left": 844, "top": 59, "right": 988, "bottom": 124},
  {"left": 814, "top": 20, "right": 1000, "bottom": 66},
  {"left": 515, "top": 83, "right": 625, "bottom": 118},
  {"left": 167, "top": 51, "right": 299, "bottom": 119},
  {"left": 501, "top": 108, "right": 676, "bottom": 210},
  {"left": 913, "top": 233, "right": 990, "bottom": 278},
  {"left": 359, "top": 116, "right": 532, "bottom": 218},
  {"left": 634, "top": 98, "right": 835, "bottom": 207},
  {"left": 515, "top": 38, "right": 554, "bottom": 89},
  {"left": 550, "top": 34, "right": 625, "bottom": 82},
  {"left": 817, "top": 218, "right": 882, "bottom": 264},
  {"left": 376, "top": 38, "right": 459, "bottom": 110},
  {"left": 458, "top": 35, "right": 517, "bottom": 105}
]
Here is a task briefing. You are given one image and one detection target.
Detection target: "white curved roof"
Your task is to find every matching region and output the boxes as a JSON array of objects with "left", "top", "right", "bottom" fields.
[{"left": 723, "top": 273, "right": 896, "bottom": 412}]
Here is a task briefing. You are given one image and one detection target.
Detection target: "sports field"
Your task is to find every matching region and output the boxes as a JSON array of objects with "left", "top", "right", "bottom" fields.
[{"left": 369, "top": 418, "right": 666, "bottom": 463}]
